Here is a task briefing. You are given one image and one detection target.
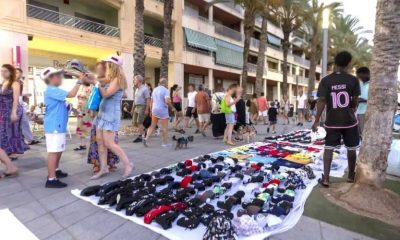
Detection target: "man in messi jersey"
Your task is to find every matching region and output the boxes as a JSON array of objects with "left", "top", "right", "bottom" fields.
[{"left": 312, "top": 51, "right": 361, "bottom": 187}]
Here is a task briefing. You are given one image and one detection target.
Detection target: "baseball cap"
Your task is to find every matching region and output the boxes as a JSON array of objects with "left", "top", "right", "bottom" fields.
[
  {"left": 41, "top": 67, "right": 63, "bottom": 80},
  {"left": 102, "top": 55, "right": 123, "bottom": 66}
]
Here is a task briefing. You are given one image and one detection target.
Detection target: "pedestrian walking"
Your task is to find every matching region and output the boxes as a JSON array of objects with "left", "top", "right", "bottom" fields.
[
  {"left": 249, "top": 93, "right": 258, "bottom": 124},
  {"left": 257, "top": 92, "right": 268, "bottom": 124},
  {"left": 221, "top": 84, "right": 238, "bottom": 146},
  {"left": 184, "top": 84, "right": 200, "bottom": 133},
  {"left": 195, "top": 85, "right": 211, "bottom": 136},
  {"left": 296, "top": 90, "right": 307, "bottom": 126},
  {"left": 171, "top": 84, "right": 184, "bottom": 133},
  {"left": 144, "top": 78, "right": 175, "bottom": 147},
  {"left": 281, "top": 95, "right": 290, "bottom": 125},
  {"left": 0, "top": 64, "right": 28, "bottom": 161},
  {"left": 267, "top": 101, "right": 278, "bottom": 134},
  {"left": 91, "top": 55, "right": 133, "bottom": 180},
  {"left": 132, "top": 75, "right": 151, "bottom": 143}
]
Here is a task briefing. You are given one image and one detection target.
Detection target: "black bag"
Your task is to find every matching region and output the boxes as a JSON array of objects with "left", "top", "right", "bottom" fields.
[
  {"left": 143, "top": 115, "right": 151, "bottom": 129},
  {"left": 211, "top": 113, "right": 226, "bottom": 138},
  {"left": 203, "top": 211, "right": 236, "bottom": 240}
]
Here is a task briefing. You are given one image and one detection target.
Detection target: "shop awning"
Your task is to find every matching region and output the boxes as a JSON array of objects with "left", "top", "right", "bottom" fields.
[
  {"left": 215, "top": 39, "right": 243, "bottom": 69},
  {"left": 184, "top": 28, "right": 217, "bottom": 51},
  {"left": 267, "top": 34, "right": 282, "bottom": 47}
]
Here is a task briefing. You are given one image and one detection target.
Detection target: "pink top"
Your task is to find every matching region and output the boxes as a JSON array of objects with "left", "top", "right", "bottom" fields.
[
  {"left": 172, "top": 95, "right": 182, "bottom": 103},
  {"left": 257, "top": 97, "right": 268, "bottom": 111}
]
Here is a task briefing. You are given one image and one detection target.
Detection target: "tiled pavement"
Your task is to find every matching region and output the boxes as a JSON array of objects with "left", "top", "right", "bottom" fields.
[{"left": 0, "top": 120, "right": 375, "bottom": 240}]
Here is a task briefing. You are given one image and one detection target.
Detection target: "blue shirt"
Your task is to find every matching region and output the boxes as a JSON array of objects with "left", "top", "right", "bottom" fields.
[
  {"left": 151, "top": 85, "right": 170, "bottom": 119},
  {"left": 44, "top": 86, "right": 69, "bottom": 133},
  {"left": 356, "top": 81, "right": 369, "bottom": 115}
]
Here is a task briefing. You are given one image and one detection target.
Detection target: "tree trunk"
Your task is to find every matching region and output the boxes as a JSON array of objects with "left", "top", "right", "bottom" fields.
[
  {"left": 255, "top": 11, "right": 268, "bottom": 97},
  {"left": 281, "top": 31, "right": 290, "bottom": 96},
  {"left": 307, "top": 31, "right": 318, "bottom": 96},
  {"left": 133, "top": 0, "right": 145, "bottom": 78},
  {"left": 160, "top": 0, "right": 174, "bottom": 79},
  {"left": 241, "top": 8, "right": 255, "bottom": 91},
  {"left": 356, "top": 0, "right": 400, "bottom": 188}
]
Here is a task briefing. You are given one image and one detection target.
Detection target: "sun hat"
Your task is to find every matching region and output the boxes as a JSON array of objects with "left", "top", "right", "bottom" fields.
[
  {"left": 103, "top": 55, "right": 123, "bottom": 66},
  {"left": 41, "top": 67, "right": 63, "bottom": 80}
]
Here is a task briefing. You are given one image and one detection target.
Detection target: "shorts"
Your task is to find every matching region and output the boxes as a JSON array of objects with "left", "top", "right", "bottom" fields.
[
  {"left": 173, "top": 102, "right": 182, "bottom": 112},
  {"left": 133, "top": 105, "right": 146, "bottom": 124},
  {"left": 297, "top": 108, "right": 306, "bottom": 115},
  {"left": 325, "top": 126, "right": 360, "bottom": 150},
  {"left": 258, "top": 110, "right": 268, "bottom": 117},
  {"left": 198, "top": 113, "right": 210, "bottom": 123},
  {"left": 269, "top": 121, "right": 277, "bottom": 125},
  {"left": 225, "top": 113, "right": 236, "bottom": 124},
  {"left": 152, "top": 115, "right": 169, "bottom": 121},
  {"left": 310, "top": 109, "right": 317, "bottom": 116},
  {"left": 45, "top": 133, "right": 66, "bottom": 153},
  {"left": 185, "top": 107, "right": 198, "bottom": 118}
]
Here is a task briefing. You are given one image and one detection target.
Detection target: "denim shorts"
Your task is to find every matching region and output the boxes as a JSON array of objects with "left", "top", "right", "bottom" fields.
[{"left": 225, "top": 113, "right": 236, "bottom": 124}]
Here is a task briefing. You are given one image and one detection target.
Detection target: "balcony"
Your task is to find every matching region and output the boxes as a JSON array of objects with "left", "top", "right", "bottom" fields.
[
  {"left": 27, "top": 4, "right": 120, "bottom": 37},
  {"left": 214, "top": 22, "right": 242, "bottom": 42},
  {"left": 293, "top": 55, "right": 310, "bottom": 67},
  {"left": 222, "top": 2, "right": 243, "bottom": 15},
  {"left": 248, "top": 63, "right": 257, "bottom": 73},
  {"left": 250, "top": 37, "right": 260, "bottom": 49},
  {"left": 144, "top": 35, "right": 163, "bottom": 48}
]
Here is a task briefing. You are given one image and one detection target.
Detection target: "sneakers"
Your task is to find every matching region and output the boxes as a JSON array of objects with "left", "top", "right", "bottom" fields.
[
  {"left": 133, "top": 136, "right": 143, "bottom": 143},
  {"left": 56, "top": 169, "right": 68, "bottom": 178},
  {"left": 45, "top": 179, "right": 67, "bottom": 188}
]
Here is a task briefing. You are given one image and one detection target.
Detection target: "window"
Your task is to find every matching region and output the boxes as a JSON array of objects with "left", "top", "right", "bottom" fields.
[
  {"left": 292, "top": 66, "right": 297, "bottom": 75},
  {"left": 267, "top": 60, "right": 279, "bottom": 72}
]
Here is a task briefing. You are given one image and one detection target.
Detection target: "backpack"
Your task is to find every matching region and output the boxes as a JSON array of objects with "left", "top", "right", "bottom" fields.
[
  {"left": 203, "top": 211, "right": 236, "bottom": 240},
  {"left": 220, "top": 98, "right": 232, "bottom": 114}
]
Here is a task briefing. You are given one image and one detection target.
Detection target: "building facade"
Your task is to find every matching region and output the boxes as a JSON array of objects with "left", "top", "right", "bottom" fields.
[{"left": 0, "top": 0, "right": 319, "bottom": 104}]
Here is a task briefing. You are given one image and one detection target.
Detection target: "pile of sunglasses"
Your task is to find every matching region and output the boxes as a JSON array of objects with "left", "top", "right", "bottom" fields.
[{"left": 80, "top": 155, "right": 316, "bottom": 234}]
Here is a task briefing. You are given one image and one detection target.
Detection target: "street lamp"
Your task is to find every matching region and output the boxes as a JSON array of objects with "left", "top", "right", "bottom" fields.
[{"left": 322, "top": 8, "right": 330, "bottom": 77}]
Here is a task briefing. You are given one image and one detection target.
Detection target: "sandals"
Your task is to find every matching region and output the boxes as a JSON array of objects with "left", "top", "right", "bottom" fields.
[
  {"left": 318, "top": 174, "right": 329, "bottom": 188},
  {"left": 74, "top": 146, "right": 87, "bottom": 151}
]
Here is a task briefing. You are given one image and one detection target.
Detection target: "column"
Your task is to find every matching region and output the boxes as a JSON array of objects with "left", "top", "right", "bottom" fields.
[
  {"left": 277, "top": 82, "right": 281, "bottom": 101},
  {"left": 288, "top": 83, "right": 293, "bottom": 103},
  {"left": 168, "top": 62, "right": 184, "bottom": 88},
  {"left": 208, "top": 68, "right": 214, "bottom": 93},
  {"left": 121, "top": 52, "right": 134, "bottom": 100},
  {"left": 263, "top": 79, "right": 267, "bottom": 96},
  {"left": 208, "top": 6, "right": 213, "bottom": 23}
]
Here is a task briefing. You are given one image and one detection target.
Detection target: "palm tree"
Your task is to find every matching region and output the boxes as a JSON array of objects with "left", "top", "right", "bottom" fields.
[
  {"left": 255, "top": 3, "right": 269, "bottom": 96},
  {"left": 133, "top": 0, "right": 145, "bottom": 78},
  {"left": 208, "top": 0, "right": 261, "bottom": 91},
  {"left": 303, "top": 0, "right": 341, "bottom": 96},
  {"left": 327, "top": 0, "right": 400, "bottom": 225},
  {"left": 330, "top": 14, "right": 372, "bottom": 69},
  {"left": 269, "top": 0, "right": 309, "bottom": 96},
  {"left": 160, "top": 0, "right": 174, "bottom": 79}
]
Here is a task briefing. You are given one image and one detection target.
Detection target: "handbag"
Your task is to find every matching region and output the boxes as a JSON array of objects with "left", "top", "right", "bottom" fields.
[{"left": 86, "top": 86, "right": 102, "bottom": 111}]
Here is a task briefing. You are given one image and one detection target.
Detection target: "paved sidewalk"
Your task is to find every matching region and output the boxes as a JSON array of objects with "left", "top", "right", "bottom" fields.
[{"left": 0, "top": 120, "right": 375, "bottom": 240}]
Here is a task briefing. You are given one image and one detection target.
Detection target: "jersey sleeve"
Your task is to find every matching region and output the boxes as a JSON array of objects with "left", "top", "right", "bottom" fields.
[
  {"left": 48, "top": 87, "right": 68, "bottom": 102},
  {"left": 317, "top": 78, "right": 328, "bottom": 99}
]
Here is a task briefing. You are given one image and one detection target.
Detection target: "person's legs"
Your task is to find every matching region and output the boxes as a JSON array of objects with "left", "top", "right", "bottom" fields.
[
  {"left": 343, "top": 126, "right": 360, "bottom": 181},
  {"left": 0, "top": 148, "right": 17, "bottom": 173},
  {"left": 227, "top": 124, "right": 234, "bottom": 144},
  {"left": 47, "top": 152, "right": 59, "bottom": 179},
  {"left": 322, "top": 128, "right": 342, "bottom": 185},
  {"left": 91, "top": 128, "right": 109, "bottom": 179},
  {"left": 357, "top": 114, "right": 365, "bottom": 137},
  {"left": 21, "top": 108, "right": 33, "bottom": 143},
  {"left": 144, "top": 117, "right": 159, "bottom": 146},
  {"left": 103, "top": 131, "right": 133, "bottom": 177},
  {"left": 159, "top": 119, "right": 169, "bottom": 145},
  {"left": 322, "top": 149, "right": 334, "bottom": 184}
]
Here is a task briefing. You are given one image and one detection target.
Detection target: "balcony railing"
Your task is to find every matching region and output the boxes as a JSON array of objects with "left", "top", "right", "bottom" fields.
[
  {"left": 248, "top": 63, "right": 257, "bottom": 73},
  {"left": 293, "top": 55, "right": 310, "bottom": 67},
  {"left": 27, "top": 4, "right": 120, "bottom": 37},
  {"left": 250, "top": 37, "right": 260, "bottom": 49},
  {"left": 223, "top": 2, "right": 243, "bottom": 14},
  {"left": 214, "top": 22, "right": 242, "bottom": 42},
  {"left": 144, "top": 35, "right": 163, "bottom": 48}
]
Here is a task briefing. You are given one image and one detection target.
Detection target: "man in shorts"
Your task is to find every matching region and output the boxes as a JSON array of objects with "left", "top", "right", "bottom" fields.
[
  {"left": 144, "top": 78, "right": 176, "bottom": 147},
  {"left": 132, "top": 75, "right": 150, "bottom": 143},
  {"left": 296, "top": 90, "right": 307, "bottom": 126},
  {"left": 184, "top": 84, "right": 200, "bottom": 133},
  {"left": 257, "top": 92, "right": 268, "bottom": 124},
  {"left": 312, "top": 51, "right": 360, "bottom": 187},
  {"left": 195, "top": 85, "right": 211, "bottom": 136}
]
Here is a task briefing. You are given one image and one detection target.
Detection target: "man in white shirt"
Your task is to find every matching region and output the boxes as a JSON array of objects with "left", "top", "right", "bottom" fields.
[
  {"left": 296, "top": 90, "right": 307, "bottom": 126},
  {"left": 184, "top": 84, "right": 200, "bottom": 133}
]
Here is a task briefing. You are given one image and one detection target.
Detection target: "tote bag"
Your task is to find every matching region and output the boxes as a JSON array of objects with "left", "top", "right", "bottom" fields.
[{"left": 86, "top": 86, "right": 102, "bottom": 111}]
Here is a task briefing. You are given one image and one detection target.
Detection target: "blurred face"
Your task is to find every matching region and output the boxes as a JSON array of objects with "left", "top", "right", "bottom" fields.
[
  {"left": 134, "top": 78, "right": 142, "bottom": 87},
  {"left": 47, "top": 73, "right": 63, "bottom": 86},
  {"left": 95, "top": 64, "right": 105, "bottom": 78},
  {"left": 357, "top": 72, "right": 370, "bottom": 82},
  {"left": 236, "top": 87, "right": 243, "bottom": 96},
  {"left": 228, "top": 87, "right": 236, "bottom": 95},
  {"left": 283, "top": 95, "right": 288, "bottom": 100},
  {"left": 1, "top": 67, "right": 11, "bottom": 80},
  {"left": 188, "top": 85, "right": 193, "bottom": 92}
]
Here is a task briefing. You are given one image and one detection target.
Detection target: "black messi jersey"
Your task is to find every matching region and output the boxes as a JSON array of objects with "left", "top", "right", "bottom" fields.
[{"left": 317, "top": 71, "right": 360, "bottom": 128}]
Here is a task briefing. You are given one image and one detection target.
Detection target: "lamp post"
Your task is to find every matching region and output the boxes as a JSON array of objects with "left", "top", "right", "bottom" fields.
[{"left": 322, "top": 8, "right": 330, "bottom": 77}]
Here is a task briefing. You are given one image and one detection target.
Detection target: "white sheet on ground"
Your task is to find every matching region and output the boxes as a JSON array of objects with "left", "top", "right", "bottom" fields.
[{"left": 0, "top": 209, "right": 39, "bottom": 240}]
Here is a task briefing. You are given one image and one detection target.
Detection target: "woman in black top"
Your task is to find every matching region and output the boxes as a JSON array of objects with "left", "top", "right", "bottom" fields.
[{"left": 234, "top": 87, "right": 246, "bottom": 141}]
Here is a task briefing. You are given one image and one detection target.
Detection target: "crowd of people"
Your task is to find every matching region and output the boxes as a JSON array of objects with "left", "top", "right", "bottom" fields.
[{"left": 0, "top": 50, "right": 372, "bottom": 190}]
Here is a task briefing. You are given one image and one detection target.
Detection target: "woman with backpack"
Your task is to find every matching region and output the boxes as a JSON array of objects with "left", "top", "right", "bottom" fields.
[{"left": 221, "top": 84, "right": 238, "bottom": 146}]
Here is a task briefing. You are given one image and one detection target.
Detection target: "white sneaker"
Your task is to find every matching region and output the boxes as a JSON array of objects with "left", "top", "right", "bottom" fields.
[{"left": 161, "top": 143, "right": 172, "bottom": 148}]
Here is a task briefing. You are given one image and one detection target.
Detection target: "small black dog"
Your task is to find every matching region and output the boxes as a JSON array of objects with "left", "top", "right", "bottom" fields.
[{"left": 172, "top": 135, "right": 194, "bottom": 150}]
